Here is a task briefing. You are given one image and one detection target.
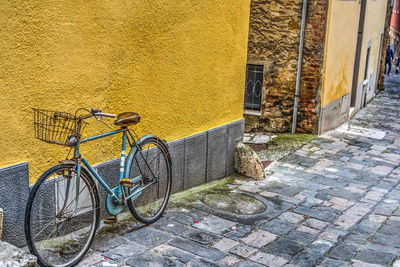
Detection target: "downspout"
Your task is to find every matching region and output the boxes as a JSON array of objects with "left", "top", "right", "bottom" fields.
[{"left": 291, "top": 0, "right": 308, "bottom": 134}]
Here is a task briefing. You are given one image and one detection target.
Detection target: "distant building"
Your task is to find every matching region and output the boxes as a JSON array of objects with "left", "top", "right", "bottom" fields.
[
  {"left": 244, "top": 0, "right": 390, "bottom": 134},
  {"left": 390, "top": 0, "right": 400, "bottom": 58}
]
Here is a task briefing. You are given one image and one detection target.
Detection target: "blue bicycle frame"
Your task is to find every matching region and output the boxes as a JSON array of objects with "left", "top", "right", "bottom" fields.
[{"left": 67, "top": 127, "right": 158, "bottom": 215}]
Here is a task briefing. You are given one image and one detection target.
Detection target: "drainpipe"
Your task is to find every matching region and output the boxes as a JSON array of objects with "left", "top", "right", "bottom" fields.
[{"left": 291, "top": 0, "right": 308, "bottom": 134}]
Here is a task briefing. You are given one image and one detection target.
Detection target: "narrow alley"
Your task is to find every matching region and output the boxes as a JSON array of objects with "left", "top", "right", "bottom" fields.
[{"left": 78, "top": 72, "right": 400, "bottom": 267}]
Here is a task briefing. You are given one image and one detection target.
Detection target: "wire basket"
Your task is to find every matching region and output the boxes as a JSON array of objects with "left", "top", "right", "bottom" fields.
[{"left": 33, "top": 109, "right": 88, "bottom": 146}]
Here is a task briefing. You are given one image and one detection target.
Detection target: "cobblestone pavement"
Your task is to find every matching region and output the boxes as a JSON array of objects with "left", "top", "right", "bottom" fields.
[{"left": 81, "top": 76, "right": 400, "bottom": 266}]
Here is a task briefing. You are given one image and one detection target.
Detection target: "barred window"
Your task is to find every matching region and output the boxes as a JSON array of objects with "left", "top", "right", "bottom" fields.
[{"left": 244, "top": 64, "right": 263, "bottom": 110}]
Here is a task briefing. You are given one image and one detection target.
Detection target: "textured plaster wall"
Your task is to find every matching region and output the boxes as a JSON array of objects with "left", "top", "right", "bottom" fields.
[
  {"left": 0, "top": 1, "right": 251, "bottom": 183},
  {"left": 321, "top": 0, "right": 359, "bottom": 107},
  {"left": 321, "top": 0, "right": 387, "bottom": 108}
]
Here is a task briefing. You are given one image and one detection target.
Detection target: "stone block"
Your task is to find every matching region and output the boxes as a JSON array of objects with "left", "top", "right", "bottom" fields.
[
  {"left": 125, "top": 227, "right": 173, "bottom": 248},
  {"left": 226, "top": 119, "right": 244, "bottom": 175},
  {"left": 206, "top": 125, "right": 227, "bottom": 182},
  {"left": 184, "top": 132, "right": 207, "bottom": 190},
  {"left": 168, "top": 237, "right": 226, "bottom": 261},
  {"left": 0, "top": 240, "right": 37, "bottom": 266},
  {"left": 168, "top": 139, "right": 185, "bottom": 194},
  {"left": 355, "top": 249, "right": 396, "bottom": 265},
  {"left": 0, "top": 163, "right": 29, "bottom": 247}
]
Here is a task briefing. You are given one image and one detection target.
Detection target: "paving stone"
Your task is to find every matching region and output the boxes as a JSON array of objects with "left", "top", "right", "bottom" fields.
[
  {"left": 263, "top": 181, "right": 303, "bottom": 197},
  {"left": 126, "top": 227, "right": 173, "bottom": 248},
  {"left": 92, "top": 236, "right": 126, "bottom": 252},
  {"left": 328, "top": 244, "right": 358, "bottom": 261},
  {"left": 168, "top": 237, "right": 226, "bottom": 261},
  {"left": 264, "top": 237, "right": 303, "bottom": 258},
  {"left": 373, "top": 232, "right": 400, "bottom": 247},
  {"left": 230, "top": 244, "right": 258, "bottom": 258},
  {"left": 351, "top": 259, "right": 385, "bottom": 267},
  {"left": 285, "top": 230, "right": 314, "bottom": 245},
  {"left": 319, "top": 258, "right": 351, "bottom": 267},
  {"left": 290, "top": 249, "right": 323, "bottom": 267},
  {"left": 222, "top": 225, "right": 252, "bottom": 241},
  {"left": 103, "top": 242, "right": 147, "bottom": 262},
  {"left": 220, "top": 255, "right": 241, "bottom": 266},
  {"left": 163, "top": 247, "right": 195, "bottom": 263},
  {"left": 317, "top": 188, "right": 362, "bottom": 201},
  {"left": 152, "top": 217, "right": 189, "bottom": 235},
  {"left": 278, "top": 212, "right": 304, "bottom": 224},
  {"left": 365, "top": 243, "right": 400, "bottom": 255},
  {"left": 193, "top": 216, "right": 236, "bottom": 234},
  {"left": 249, "top": 252, "right": 288, "bottom": 266},
  {"left": 125, "top": 251, "right": 177, "bottom": 267},
  {"left": 212, "top": 238, "right": 239, "bottom": 252},
  {"left": 241, "top": 230, "right": 277, "bottom": 248},
  {"left": 355, "top": 249, "right": 396, "bottom": 265},
  {"left": 309, "top": 239, "right": 334, "bottom": 254},
  {"left": 343, "top": 233, "right": 369, "bottom": 245},
  {"left": 259, "top": 219, "right": 295, "bottom": 235},
  {"left": 181, "top": 257, "right": 224, "bottom": 267},
  {"left": 294, "top": 206, "right": 339, "bottom": 222},
  {"left": 182, "top": 228, "right": 222, "bottom": 245},
  {"left": 303, "top": 218, "right": 329, "bottom": 230},
  {"left": 296, "top": 225, "right": 320, "bottom": 235},
  {"left": 234, "top": 261, "right": 263, "bottom": 267},
  {"left": 353, "top": 220, "right": 381, "bottom": 235}
]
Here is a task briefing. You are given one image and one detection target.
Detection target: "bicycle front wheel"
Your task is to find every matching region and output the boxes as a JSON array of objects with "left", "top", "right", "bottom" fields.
[
  {"left": 25, "top": 164, "right": 100, "bottom": 267},
  {"left": 127, "top": 136, "right": 172, "bottom": 224}
]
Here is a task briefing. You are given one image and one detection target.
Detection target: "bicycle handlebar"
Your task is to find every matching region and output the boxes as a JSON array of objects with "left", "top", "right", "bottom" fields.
[{"left": 94, "top": 112, "right": 116, "bottom": 118}]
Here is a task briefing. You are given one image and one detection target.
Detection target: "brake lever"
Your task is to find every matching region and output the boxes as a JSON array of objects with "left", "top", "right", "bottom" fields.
[{"left": 96, "top": 116, "right": 112, "bottom": 129}]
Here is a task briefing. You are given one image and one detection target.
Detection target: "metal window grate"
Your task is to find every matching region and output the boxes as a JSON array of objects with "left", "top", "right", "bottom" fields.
[{"left": 244, "top": 64, "right": 263, "bottom": 110}]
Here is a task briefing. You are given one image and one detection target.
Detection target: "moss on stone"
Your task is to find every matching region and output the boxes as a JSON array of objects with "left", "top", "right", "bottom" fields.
[{"left": 257, "top": 134, "right": 316, "bottom": 161}]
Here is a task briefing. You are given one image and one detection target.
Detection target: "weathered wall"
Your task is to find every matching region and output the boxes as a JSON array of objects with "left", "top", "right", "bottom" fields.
[
  {"left": 320, "top": 0, "right": 388, "bottom": 132},
  {"left": 0, "top": 1, "right": 251, "bottom": 183},
  {"left": 245, "top": 0, "right": 328, "bottom": 134},
  {"left": 321, "top": 0, "right": 360, "bottom": 107},
  {"left": 357, "top": 0, "right": 387, "bottom": 104}
]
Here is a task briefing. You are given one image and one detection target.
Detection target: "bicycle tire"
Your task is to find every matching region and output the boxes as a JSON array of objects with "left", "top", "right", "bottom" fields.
[
  {"left": 25, "top": 164, "right": 100, "bottom": 267},
  {"left": 127, "top": 136, "right": 172, "bottom": 224}
]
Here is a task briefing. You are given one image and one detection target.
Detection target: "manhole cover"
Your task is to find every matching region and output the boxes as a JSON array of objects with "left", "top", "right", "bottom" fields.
[{"left": 202, "top": 192, "right": 266, "bottom": 215}]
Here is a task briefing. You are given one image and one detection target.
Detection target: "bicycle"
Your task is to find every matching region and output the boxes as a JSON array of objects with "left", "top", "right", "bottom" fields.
[{"left": 25, "top": 108, "right": 172, "bottom": 267}]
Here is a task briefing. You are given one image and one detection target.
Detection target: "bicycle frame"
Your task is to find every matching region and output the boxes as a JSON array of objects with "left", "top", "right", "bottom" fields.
[{"left": 66, "top": 127, "right": 158, "bottom": 214}]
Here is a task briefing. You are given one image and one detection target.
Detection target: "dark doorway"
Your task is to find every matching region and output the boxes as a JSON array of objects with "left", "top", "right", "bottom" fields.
[{"left": 350, "top": 0, "right": 368, "bottom": 107}]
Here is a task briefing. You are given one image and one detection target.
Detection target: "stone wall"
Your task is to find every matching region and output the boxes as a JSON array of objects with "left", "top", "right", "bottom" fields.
[{"left": 245, "top": 0, "right": 328, "bottom": 134}]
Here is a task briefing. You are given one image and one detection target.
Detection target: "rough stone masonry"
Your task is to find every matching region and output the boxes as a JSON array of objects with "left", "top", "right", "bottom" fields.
[{"left": 245, "top": 0, "right": 328, "bottom": 134}]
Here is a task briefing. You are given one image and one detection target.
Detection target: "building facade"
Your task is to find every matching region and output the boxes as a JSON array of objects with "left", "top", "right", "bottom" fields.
[
  {"left": 244, "top": 0, "right": 390, "bottom": 134},
  {"left": 390, "top": 0, "right": 400, "bottom": 58},
  {"left": 0, "top": 1, "right": 251, "bottom": 246}
]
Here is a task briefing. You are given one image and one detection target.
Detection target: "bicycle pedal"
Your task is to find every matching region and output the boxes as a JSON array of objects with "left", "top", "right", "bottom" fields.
[
  {"left": 120, "top": 178, "right": 133, "bottom": 188},
  {"left": 104, "top": 216, "right": 118, "bottom": 225}
]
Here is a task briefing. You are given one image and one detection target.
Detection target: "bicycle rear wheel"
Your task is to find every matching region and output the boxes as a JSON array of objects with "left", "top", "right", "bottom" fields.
[
  {"left": 25, "top": 164, "right": 100, "bottom": 267},
  {"left": 127, "top": 136, "right": 172, "bottom": 224}
]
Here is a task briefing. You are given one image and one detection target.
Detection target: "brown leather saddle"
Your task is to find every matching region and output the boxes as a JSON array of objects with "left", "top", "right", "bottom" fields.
[{"left": 114, "top": 112, "right": 141, "bottom": 127}]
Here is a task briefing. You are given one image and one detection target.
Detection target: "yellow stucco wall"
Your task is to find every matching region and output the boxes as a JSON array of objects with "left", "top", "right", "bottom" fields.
[
  {"left": 0, "top": 1, "right": 251, "bottom": 183},
  {"left": 322, "top": 0, "right": 388, "bottom": 107},
  {"left": 356, "top": 0, "right": 387, "bottom": 85},
  {"left": 321, "top": 0, "right": 360, "bottom": 107}
]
